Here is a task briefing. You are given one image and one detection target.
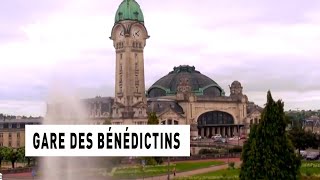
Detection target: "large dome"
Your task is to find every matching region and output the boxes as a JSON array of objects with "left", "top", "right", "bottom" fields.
[
  {"left": 115, "top": 0, "right": 144, "bottom": 24},
  {"left": 147, "top": 65, "right": 225, "bottom": 98}
]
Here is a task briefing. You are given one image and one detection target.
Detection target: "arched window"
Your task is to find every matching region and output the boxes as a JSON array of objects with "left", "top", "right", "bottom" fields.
[{"left": 197, "top": 111, "right": 234, "bottom": 126}]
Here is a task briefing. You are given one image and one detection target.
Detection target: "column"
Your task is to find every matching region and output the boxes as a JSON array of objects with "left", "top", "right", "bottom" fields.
[
  {"left": 201, "top": 128, "right": 204, "bottom": 137},
  {"left": 233, "top": 126, "right": 237, "bottom": 136},
  {"left": 228, "top": 127, "right": 231, "bottom": 137}
]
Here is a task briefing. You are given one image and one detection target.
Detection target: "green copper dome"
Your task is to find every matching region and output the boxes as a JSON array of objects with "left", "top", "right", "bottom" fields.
[{"left": 115, "top": 0, "right": 144, "bottom": 23}]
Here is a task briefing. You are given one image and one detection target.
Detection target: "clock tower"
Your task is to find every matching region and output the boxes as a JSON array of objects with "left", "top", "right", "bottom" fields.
[{"left": 110, "top": 0, "right": 149, "bottom": 124}]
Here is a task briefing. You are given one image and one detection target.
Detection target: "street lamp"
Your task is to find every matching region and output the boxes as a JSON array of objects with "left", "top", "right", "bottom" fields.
[
  {"left": 237, "top": 125, "right": 240, "bottom": 146},
  {"left": 167, "top": 157, "right": 170, "bottom": 180}
]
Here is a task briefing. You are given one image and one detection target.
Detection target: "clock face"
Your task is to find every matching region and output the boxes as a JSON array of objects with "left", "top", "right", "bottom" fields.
[{"left": 132, "top": 27, "right": 141, "bottom": 39}]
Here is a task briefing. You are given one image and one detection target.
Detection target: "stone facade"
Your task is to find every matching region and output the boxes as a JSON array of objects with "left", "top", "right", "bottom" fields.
[
  {"left": 147, "top": 76, "right": 258, "bottom": 138},
  {"left": 0, "top": 118, "right": 42, "bottom": 148}
]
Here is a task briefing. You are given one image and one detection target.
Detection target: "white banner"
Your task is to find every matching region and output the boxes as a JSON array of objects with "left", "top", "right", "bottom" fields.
[{"left": 25, "top": 125, "right": 190, "bottom": 157}]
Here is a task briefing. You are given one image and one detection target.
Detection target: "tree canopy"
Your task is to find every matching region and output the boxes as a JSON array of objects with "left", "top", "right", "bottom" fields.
[
  {"left": 288, "top": 128, "right": 318, "bottom": 152},
  {"left": 240, "top": 91, "right": 301, "bottom": 180},
  {"left": 147, "top": 112, "right": 159, "bottom": 125},
  {"left": 0, "top": 146, "right": 27, "bottom": 168},
  {"left": 0, "top": 146, "right": 9, "bottom": 168}
]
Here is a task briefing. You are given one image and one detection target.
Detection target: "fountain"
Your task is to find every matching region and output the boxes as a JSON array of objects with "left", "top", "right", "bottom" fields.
[{"left": 38, "top": 84, "right": 113, "bottom": 180}]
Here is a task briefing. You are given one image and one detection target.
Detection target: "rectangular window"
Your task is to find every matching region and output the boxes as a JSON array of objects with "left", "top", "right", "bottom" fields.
[
  {"left": 8, "top": 123, "right": 12, "bottom": 128},
  {"left": 0, "top": 142, "right": 3, "bottom": 147},
  {"left": 0, "top": 124, "right": 3, "bottom": 129},
  {"left": 17, "top": 141, "right": 20, "bottom": 147},
  {"left": 17, "top": 132, "right": 20, "bottom": 138},
  {"left": 0, "top": 133, "right": 3, "bottom": 138},
  {"left": 8, "top": 141, "right": 12, "bottom": 147},
  {"left": 9, "top": 133, "right": 12, "bottom": 139}
]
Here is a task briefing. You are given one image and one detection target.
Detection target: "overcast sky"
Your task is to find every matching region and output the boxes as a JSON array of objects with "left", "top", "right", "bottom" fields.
[{"left": 0, "top": 0, "right": 320, "bottom": 116}]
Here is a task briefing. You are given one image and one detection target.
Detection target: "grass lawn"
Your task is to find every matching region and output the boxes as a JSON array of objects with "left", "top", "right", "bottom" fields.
[
  {"left": 301, "top": 161, "right": 320, "bottom": 177},
  {"left": 192, "top": 168, "right": 239, "bottom": 179},
  {"left": 112, "top": 160, "right": 224, "bottom": 179},
  {"left": 175, "top": 161, "right": 320, "bottom": 180}
]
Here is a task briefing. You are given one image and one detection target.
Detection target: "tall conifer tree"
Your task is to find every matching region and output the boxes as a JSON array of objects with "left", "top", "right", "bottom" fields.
[{"left": 240, "top": 91, "right": 301, "bottom": 180}]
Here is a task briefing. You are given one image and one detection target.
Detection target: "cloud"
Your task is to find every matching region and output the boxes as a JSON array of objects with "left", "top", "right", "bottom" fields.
[
  {"left": 0, "top": 100, "right": 45, "bottom": 116},
  {"left": 0, "top": 0, "right": 319, "bottom": 115}
]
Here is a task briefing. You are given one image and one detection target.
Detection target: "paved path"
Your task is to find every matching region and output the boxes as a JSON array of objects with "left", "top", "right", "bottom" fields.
[
  {"left": 2, "top": 158, "right": 241, "bottom": 180},
  {"left": 137, "top": 161, "right": 241, "bottom": 180}
]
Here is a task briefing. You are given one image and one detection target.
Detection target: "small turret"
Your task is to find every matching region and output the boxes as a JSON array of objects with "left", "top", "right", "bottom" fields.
[{"left": 230, "top": 80, "right": 243, "bottom": 96}]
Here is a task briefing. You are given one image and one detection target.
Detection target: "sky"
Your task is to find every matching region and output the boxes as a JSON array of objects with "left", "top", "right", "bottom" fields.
[{"left": 0, "top": 0, "right": 320, "bottom": 116}]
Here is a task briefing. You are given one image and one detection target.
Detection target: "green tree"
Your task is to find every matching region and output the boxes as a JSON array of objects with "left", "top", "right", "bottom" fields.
[
  {"left": 16, "top": 147, "right": 33, "bottom": 166},
  {"left": 240, "top": 125, "right": 260, "bottom": 179},
  {"left": 0, "top": 146, "right": 9, "bottom": 168},
  {"left": 5, "top": 148, "right": 19, "bottom": 169},
  {"left": 240, "top": 91, "right": 301, "bottom": 180},
  {"left": 147, "top": 112, "right": 159, "bottom": 125},
  {"left": 289, "top": 128, "right": 317, "bottom": 153}
]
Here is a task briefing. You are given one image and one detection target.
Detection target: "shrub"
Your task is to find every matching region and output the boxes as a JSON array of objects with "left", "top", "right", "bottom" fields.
[
  {"left": 228, "top": 162, "right": 235, "bottom": 169},
  {"left": 198, "top": 149, "right": 220, "bottom": 154},
  {"left": 154, "top": 157, "right": 163, "bottom": 164},
  {"left": 229, "top": 146, "right": 242, "bottom": 153},
  {"left": 305, "top": 170, "right": 312, "bottom": 177},
  {"left": 139, "top": 157, "right": 157, "bottom": 166}
]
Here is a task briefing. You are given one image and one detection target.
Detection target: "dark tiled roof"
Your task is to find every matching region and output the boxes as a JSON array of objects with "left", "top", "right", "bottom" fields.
[
  {"left": 82, "top": 96, "right": 114, "bottom": 103},
  {"left": 0, "top": 118, "right": 43, "bottom": 124},
  {"left": 147, "top": 98, "right": 184, "bottom": 114},
  {"left": 147, "top": 65, "right": 223, "bottom": 97},
  {"left": 247, "top": 101, "right": 263, "bottom": 114}
]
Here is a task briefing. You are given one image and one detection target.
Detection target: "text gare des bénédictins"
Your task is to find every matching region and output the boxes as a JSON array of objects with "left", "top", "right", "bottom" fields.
[{"left": 33, "top": 131, "right": 181, "bottom": 150}]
